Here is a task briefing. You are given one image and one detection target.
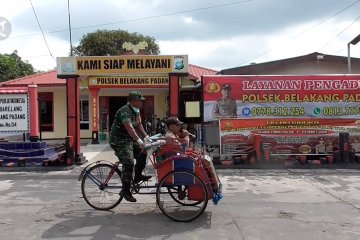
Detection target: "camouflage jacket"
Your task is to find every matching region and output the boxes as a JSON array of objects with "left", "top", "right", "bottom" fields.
[{"left": 109, "top": 102, "right": 140, "bottom": 144}]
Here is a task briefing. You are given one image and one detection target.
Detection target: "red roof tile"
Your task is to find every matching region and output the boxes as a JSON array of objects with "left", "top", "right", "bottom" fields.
[
  {"left": 0, "top": 70, "right": 66, "bottom": 87},
  {"left": 0, "top": 87, "right": 28, "bottom": 93},
  {"left": 189, "top": 64, "right": 218, "bottom": 81}
]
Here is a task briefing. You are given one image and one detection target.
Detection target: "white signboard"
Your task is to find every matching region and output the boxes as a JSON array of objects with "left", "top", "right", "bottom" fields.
[{"left": 0, "top": 94, "right": 29, "bottom": 132}]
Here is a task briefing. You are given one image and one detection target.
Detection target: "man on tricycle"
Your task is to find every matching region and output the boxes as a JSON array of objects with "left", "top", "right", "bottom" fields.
[{"left": 109, "top": 91, "right": 151, "bottom": 202}]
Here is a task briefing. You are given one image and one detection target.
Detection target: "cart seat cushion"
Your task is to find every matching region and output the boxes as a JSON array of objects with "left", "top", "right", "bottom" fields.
[{"left": 156, "top": 157, "right": 196, "bottom": 183}]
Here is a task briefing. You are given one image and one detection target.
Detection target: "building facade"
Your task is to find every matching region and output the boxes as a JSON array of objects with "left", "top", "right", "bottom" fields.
[{"left": 0, "top": 62, "right": 217, "bottom": 141}]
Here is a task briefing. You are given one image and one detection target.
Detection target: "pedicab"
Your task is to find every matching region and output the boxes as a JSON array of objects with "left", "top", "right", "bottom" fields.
[{"left": 78, "top": 134, "right": 223, "bottom": 222}]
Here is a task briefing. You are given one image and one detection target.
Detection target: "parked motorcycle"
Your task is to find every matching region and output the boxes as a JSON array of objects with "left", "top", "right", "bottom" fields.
[
  {"left": 144, "top": 117, "right": 153, "bottom": 136},
  {"left": 155, "top": 117, "right": 166, "bottom": 135}
]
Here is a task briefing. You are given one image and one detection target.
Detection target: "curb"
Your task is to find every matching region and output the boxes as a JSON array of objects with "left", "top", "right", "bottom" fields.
[
  {"left": 213, "top": 163, "right": 360, "bottom": 170},
  {"left": 0, "top": 165, "right": 75, "bottom": 172}
]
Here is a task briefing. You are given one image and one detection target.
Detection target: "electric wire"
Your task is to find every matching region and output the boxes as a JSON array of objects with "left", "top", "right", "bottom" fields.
[
  {"left": 237, "top": 0, "right": 360, "bottom": 66},
  {"left": 29, "top": 0, "right": 56, "bottom": 62},
  {"left": 10, "top": 0, "right": 254, "bottom": 39},
  {"left": 319, "top": 15, "right": 360, "bottom": 51},
  {"left": 15, "top": 0, "right": 360, "bottom": 66}
]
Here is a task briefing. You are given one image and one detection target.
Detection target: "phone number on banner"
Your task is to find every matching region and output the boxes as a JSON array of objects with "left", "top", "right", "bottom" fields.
[
  {"left": 242, "top": 106, "right": 360, "bottom": 117},
  {"left": 322, "top": 106, "right": 360, "bottom": 116},
  {"left": 243, "top": 107, "right": 305, "bottom": 117}
]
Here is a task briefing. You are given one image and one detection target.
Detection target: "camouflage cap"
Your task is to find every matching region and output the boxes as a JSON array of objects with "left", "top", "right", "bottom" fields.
[{"left": 129, "top": 91, "right": 145, "bottom": 101}]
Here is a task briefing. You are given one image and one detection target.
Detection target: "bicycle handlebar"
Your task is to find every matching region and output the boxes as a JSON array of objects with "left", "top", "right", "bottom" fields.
[
  {"left": 149, "top": 133, "right": 162, "bottom": 140},
  {"left": 144, "top": 140, "right": 166, "bottom": 150}
]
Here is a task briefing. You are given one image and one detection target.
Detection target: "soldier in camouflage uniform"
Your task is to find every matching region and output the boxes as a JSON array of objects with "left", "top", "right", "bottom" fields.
[
  {"left": 212, "top": 84, "right": 237, "bottom": 119},
  {"left": 109, "top": 91, "right": 151, "bottom": 202}
]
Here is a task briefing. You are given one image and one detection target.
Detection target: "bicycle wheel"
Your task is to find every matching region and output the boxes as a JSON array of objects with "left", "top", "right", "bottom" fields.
[
  {"left": 81, "top": 163, "right": 122, "bottom": 211},
  {"left": 156, "top": 170, "right": 208, "bottom": 222}
]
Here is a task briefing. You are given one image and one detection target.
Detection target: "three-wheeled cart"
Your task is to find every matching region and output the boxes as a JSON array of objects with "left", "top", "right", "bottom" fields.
[{"left": 78, "top": 137, "right": 222, "bottom": 222}]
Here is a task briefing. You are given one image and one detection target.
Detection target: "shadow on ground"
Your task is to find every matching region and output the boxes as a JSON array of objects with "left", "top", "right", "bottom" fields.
[{"left": 42, "top": 208, "right": 212, "bottom": 240}]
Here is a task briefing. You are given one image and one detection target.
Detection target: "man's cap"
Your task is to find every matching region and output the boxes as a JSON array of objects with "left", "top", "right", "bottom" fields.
[
  {"left": 222, "top": 84, "right": 232, "bottom": 90},
  {"left": 165, "top": 117, "right": 183, "bottom": 126},
  {"left": 129, "top": 91, "right": 145, "bottom": 101}
]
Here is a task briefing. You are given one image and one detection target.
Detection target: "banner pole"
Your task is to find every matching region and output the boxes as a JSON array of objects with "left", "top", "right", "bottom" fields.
[{"left": 201, "top": 76, "right": 205, "bottom": 149}]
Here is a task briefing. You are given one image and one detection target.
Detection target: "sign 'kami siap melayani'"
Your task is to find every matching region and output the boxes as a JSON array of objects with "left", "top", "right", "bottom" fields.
[{"left": 57, "top": 55, "right": 188, "bottom": 75}]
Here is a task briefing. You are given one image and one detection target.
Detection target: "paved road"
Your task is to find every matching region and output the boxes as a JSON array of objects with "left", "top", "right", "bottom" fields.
[{"left": 1, "top": 168, "right": 360, "bottom": 240}]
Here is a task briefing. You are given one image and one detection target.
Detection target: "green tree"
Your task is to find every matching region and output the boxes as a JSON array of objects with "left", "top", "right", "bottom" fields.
[
  {"left": 0, "top": 51, "right": 35, "bottom": 82},
  {"left": 73, "top": 29, "right": 160, "bottom": 56}
]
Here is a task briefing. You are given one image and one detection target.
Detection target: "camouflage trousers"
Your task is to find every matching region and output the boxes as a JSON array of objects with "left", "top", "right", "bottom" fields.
[{"left": 110, "top": 141, "right": 146, "bottom": 184}]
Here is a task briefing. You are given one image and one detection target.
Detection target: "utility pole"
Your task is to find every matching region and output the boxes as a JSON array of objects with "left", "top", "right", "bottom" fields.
[
  {"left": 67, "top": 0, "right": 73, "bottom": 56},
  {"left": 347, "top": 33, "right": 360, "bottom": 74}
]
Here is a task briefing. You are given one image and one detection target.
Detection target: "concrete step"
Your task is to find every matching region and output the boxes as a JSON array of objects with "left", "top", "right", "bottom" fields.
[
  {"left": 0, "top": 141, "right": 47, "bottom": 150},
  {"left": 0, "top": 151, "right": 65, "bottom": 167},
  {"left": 0, "top": 147, "right": 56, "bottom": 157}
]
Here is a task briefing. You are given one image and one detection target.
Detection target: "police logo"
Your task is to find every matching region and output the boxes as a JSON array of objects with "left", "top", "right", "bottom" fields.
[
  {"left": 174, "top": 56, "right": 184, "bottom": 70},
  {"left": 0, "top": 16, "right": 12, "bottom": 40},
  {"left": 62, "top": 61, "right": 76, "bottom": 73},
  {"left": 205, "top": 82, "right": 220, "bottom": 93},
  {"left": 224, "top": 121, "right": 234, "bottom": 130},
  {"left": 242, "top": 107, "right": 251, "bottom": 116}
]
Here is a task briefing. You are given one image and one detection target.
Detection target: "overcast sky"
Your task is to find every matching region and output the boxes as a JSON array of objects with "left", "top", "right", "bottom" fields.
[{"left": 1, "top": 0, "right": 360, "bottom": 71}]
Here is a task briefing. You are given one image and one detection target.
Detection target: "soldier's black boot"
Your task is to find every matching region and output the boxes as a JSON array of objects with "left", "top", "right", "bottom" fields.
[
  {"left": 119, "top": 182, "right": 137, "bottom": 202},
  {"left": 133, "top": 174, "right": 152, "bottom": 183}
]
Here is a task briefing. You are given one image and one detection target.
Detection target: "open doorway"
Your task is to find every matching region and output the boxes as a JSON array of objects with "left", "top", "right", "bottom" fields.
[
  {"left": 107, "top": 95, "right": 154, "bottom": 132},
  {"left": 108, "top": 97, "right": 128, "bottom": 129}
]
